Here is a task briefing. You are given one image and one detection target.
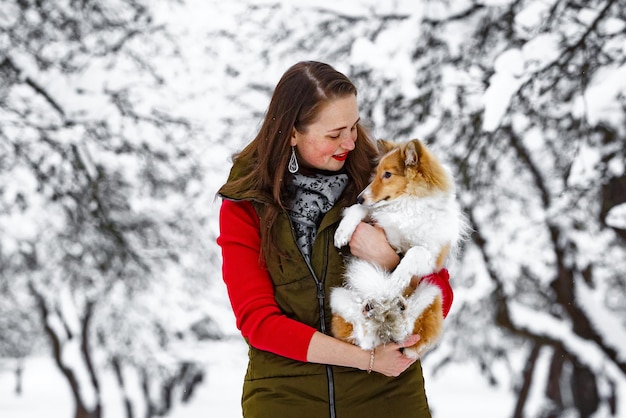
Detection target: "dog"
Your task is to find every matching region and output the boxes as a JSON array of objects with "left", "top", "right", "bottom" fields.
[{"left": 330, "top": 138, "right": 468, "bottom": 359}]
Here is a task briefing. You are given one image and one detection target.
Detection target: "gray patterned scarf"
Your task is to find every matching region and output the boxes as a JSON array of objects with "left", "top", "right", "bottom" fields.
[{"left": 288, "top": 172, "right": 348, "bottom": 260}]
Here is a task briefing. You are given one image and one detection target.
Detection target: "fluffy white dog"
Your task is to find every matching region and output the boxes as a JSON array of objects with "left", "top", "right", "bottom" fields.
[{"left": 330, "top": 139, "right": 468, "bottom": 358}]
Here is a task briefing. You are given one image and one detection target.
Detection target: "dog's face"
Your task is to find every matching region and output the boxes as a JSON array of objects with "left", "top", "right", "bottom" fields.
[{"left": 358, "top": 139, "right": 451, "bottom": 206}]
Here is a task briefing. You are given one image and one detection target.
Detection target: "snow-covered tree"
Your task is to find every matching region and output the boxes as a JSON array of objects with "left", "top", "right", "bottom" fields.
[
  {"left": 0, "top": 1, "right": 221, "bottom": 417},
  {"left": 410, "top": 2, "right": 626, "bottom": 417},
  {"left": 204, "top": 0, "right": 626, "bottom": 416},
  {"left": 4, "top": 0, "right": 623, "bottom": 416},
  {"left": 0, "top": 286, "right": 41, "bottom": 395}
]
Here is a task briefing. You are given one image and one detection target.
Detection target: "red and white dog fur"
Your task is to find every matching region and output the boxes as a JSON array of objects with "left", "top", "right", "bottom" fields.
[{"left": 330, "top": 138, "right": 467, "bottom": 358}]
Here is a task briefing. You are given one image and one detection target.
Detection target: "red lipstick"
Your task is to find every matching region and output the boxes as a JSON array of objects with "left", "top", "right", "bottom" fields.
[{"left": 333, "top": 153, "right": 348, "bottom": 161}]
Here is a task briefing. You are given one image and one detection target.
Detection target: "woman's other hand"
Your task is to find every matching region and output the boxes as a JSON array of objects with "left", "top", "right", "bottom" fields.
[
  {"left": 370, "top": 334, "right": 421, "bottom": 377},
  {"left": 348, "top": 222, "right": 400, "bottom": 270}
]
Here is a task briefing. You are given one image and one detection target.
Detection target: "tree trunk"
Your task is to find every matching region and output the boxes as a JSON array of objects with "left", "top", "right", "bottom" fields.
[
  {"left": 112, "top": 356, "right": 134, "bottom": 418},
  {"left": 544, "top": 346, "right": 566, "bottom": 418},
  {"left": 15, "top": 361, "right": 23, "bottom": 396},
  {"left": 512, "top": 343, "right": 541, "bottom": 418},
  {"left": 571, "top": 361, "right": 599, "bottom": 418},
  {"left": 30, "top": 284, "right": 101, "bottom": 418}
]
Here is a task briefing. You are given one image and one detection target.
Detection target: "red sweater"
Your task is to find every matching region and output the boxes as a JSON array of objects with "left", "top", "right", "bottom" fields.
[{"left": 217, "top": 199, "right": 454, "bottom": 362}]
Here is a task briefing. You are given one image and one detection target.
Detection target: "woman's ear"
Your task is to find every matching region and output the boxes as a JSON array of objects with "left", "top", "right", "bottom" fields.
[{"left": 291, "top": 128, "right": 298, "bottom": 147}]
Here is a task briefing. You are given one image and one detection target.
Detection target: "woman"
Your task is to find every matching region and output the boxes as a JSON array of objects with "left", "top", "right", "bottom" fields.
[{"left": 217, "top": 61, "right": 453, "bottom": 418}]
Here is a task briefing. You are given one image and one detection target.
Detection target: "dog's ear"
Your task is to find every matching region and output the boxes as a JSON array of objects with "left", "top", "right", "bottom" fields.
[
  {"left": 376, "top": 139, "right": 396, "bottom": 156},
  {"left": 404, "top": 139, "right": 423, "bottom": 167}
]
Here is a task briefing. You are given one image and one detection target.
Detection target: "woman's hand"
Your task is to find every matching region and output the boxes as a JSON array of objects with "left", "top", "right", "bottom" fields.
[
  {"left": 348, "top": 222, "right": 400, "bottom": 270},
  {"left": 370, "top": 334, "right": 421, "bottom": 377}
]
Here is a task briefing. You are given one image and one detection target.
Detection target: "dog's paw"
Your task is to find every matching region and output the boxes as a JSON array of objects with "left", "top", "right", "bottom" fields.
[
  {"left": 403, "top": 342, "right": 435, "bottom": 359},
  {"left": 392, "top": 246, "right": 435, "bottom": 285},
  {"left": 402, "top": 345, "right": 421, "bottom": 360},
  {"left": 334, "top": 204, "right": 368, "bottom": 248},
  {"left": 334, "top": 222, "right": 355, "bottom": 248}
]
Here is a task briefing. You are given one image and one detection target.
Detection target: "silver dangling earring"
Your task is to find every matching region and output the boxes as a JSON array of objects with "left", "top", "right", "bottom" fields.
[{"left": 288, "top": 146, "right": 299, "bottom": 173}]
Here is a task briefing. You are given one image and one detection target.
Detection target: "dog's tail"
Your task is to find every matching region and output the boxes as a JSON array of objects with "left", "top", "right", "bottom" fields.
[{"left": 344, "top": 259, "right": 404, "bottom": 300}]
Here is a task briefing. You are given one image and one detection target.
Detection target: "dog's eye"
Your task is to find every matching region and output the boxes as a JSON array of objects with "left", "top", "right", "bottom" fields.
[
  {"left": 383, "top": 171, "right": 392, "bottom": 179},
  {"left": 364, "top": 303, "right": 374, "bottom": 312},
  {"left": 398, "top": 301, "right": 406, "bottom": 311}
]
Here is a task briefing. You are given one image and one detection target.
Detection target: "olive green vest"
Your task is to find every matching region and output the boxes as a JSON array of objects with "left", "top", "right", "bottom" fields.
[
  {"left": 219, "top": 161, "right": 431, "bottom": 418},
  {"left": 244, "top": 202, "right": 347, "bottom": 378}
]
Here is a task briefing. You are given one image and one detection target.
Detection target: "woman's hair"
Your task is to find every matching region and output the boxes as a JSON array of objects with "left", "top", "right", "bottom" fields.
[{"left": 220, "top": 61, "right": 378, "bottom": 257}]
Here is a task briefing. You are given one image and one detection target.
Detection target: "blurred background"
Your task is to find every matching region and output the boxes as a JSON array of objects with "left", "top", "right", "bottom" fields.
[{"left": 1, "top": 0, "right": 625, "bottom": 417}]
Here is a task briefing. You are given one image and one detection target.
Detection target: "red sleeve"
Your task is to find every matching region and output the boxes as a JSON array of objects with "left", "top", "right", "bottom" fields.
[
  {"left": 216, "top": 199, "right": 317, "bottom": 362},
  {"left": 423, "top": 268, "right": 454, "bottom": 318}
]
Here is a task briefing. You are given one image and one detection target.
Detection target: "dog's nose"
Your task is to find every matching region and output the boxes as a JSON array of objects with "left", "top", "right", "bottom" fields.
[{"left": 357, "top": 196, "right": 364, "bottom": 204}]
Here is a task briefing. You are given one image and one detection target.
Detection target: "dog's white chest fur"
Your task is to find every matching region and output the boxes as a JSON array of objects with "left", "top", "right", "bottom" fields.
[
  {"left": 334, "top": 191, "right": 462, "bottom": 281},
  {"left": 370, "top": 193, "right": 459, "bottom": 255}
]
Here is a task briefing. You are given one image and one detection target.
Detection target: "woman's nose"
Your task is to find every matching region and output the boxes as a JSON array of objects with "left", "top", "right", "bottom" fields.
[{"left": 341, "top": 132, "right": 356, "bottom": 150}]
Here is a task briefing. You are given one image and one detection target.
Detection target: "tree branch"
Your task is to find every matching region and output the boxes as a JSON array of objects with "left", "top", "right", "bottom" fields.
[{"left": 3, "top": 57, "right": 66, "bottom": 118}]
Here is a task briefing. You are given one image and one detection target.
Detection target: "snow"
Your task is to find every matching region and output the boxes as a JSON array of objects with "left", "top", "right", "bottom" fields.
[
  {"left": 2, "top": 0, "right": 625, "bottom": 416},
  {"left": 0, "top": 279, "right": 515, "bottom": 418},
  {"left": 515, "top": 0, "right": 551, "bottom": 33},
  {"left": 606, "top": 203, "right": 626, "bottom": 230},
  {"left": 575, "top": 276, "right": 626, "bottom": 363},
  {"left": 521, "top": 33, "right": 560, "bottom": 71},
  {"left": 508, "top": 300, "right": 625, "bottom": 384},
  {"left": 482, "top": 49, "right": 525, "bottom": 132},
  {"left": 573, "top": 64, "right": 626, "bottom": 128},
  {"left": 524, "top": 346, "right": 552, "bottom": 418},
  {"left": 351, "top": 37, "right": 418, "bottom": 96},
  {"left": 1, "top": 339, "right": 516, "bottom": 418},
  {"left": 567, "top": 143, "right": 601, "bottom": 188}
]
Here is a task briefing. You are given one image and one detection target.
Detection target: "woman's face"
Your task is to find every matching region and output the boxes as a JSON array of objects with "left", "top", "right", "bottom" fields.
[{"left": 291, "top": 95, "right": 359, "bottom": 172}]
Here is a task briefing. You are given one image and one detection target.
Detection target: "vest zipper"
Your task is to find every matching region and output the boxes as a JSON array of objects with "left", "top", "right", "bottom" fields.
[
  {"left": 321, "top": 231, "right": 336, "bottom": 418},
  {"left": 289, "top": 220, "right": 337, "bottom": 418}
]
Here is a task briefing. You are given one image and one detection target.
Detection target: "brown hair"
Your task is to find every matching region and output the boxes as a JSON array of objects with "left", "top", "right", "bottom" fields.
[{"left": 219, "top": 61, "right": 377, "bottom": 257}]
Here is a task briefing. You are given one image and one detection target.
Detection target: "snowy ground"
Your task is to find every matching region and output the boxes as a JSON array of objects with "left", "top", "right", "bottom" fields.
[
  {"left": 0, "top": 279, "right": 516, "bottom": 417},
  {"left": 0, "top": 338, "right": 512, "bottom": 418}
]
